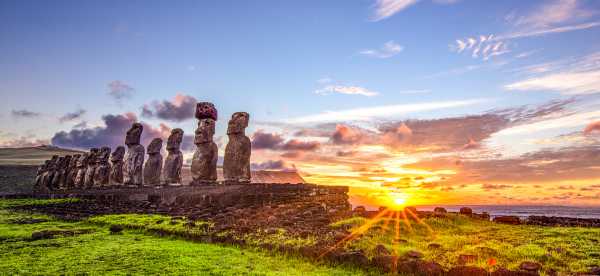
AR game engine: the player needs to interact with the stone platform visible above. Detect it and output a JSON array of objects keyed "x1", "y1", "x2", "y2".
[{"x1": 16, "y1": 183, "x2": 350, "y2": 212}]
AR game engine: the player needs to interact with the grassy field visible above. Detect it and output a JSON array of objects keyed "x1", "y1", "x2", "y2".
[
  {"x1": 0, "y1": 199, "x2": 368, "y2": 275},
  {"x1": 331, "y1": 212, "x2": 600, "y2": 274},
  {"x1": 2, "y1": 199, "x2": 599, "y2": 275}
]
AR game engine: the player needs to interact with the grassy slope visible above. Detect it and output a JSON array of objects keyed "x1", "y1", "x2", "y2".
[
  {"x1": 332, "y1": 214, "x2": 600, "y2": 274},
  {"x1": 0, "y1": 199, "x2": 367, "y2": 275},
  {"x1": 0, "y1": 145, "x2": 82, "y2": 165}
]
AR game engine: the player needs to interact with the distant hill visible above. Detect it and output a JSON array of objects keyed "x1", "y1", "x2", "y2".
[{"x1": 0, "y1": 145, "x2": 83, "y2": 166}]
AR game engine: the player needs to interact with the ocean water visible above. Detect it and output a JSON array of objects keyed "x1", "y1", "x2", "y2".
[{"x1": 415, "y1": 205, "x2": 600, "y2": 219}]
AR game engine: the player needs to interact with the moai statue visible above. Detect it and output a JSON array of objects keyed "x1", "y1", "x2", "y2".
[
  {"x1": 191, "y1": 102, "x2": 218, "y2": 185},
  {"x1": 124, "y1": 123, "x2": 145, "y2": 186},
  {"x1": 93, "y1": 146, "x2": 111, "y2": 187},
  {"x1": 74, "y1": 153, "x2": 90, "y2": 188},
  {"x1": 143, "y1": 138, "x2": 163, "y2": 186},
  {"x1": 163, "y1": 128, "x2": 184, "y2": 185},
  {"x1": 84, "y1": 148, "x2": 99, "y2": 188},
  {"x1": 109, "y1": 146, "x2": 125, "y2": 185},
  {"x1": 41, "y1": 155, "x2": 59, "y2": 191},
  {"x1": 53, "y1": 155, "x2": 71, "y2": 190},
  {"x1": 65, "y1": 154, "x2": 80, "y2": 189},
  {"x1": 223, "y1": 112, "x2": 251, "y2": 183},
  {"x1": 34, "y1": 160, "x2": 50, "y2": 193}
]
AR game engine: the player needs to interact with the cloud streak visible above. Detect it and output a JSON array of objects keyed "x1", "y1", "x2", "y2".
[
  {"x1": 314, "y1": 85, "x2": 379, "y2": 97},
  {"x1": 370, "y1": 0, "x2": 419, "y2": 21},
  {"x1": 286, "y1": 99, "x2": 487, "y2": 124},
  {"x1": 359, "y1": 41, "x2": 403, "y2": 58}
]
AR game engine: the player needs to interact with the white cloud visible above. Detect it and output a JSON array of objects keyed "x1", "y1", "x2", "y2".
[
  {"x1": 512, "y1": 0, "x2": 593, "y2": 28},
  {"x1": 496, "y1": 21, "x2": 600, "y2": 40},
  {"x1": 505, "y1": 70, "x2": 600, "y2": 95},
  {"x1": 370, "y1": 0, "x2": 420, "y2": 21},
  {"x1": 506, "y1": 51, "x2": 600, "y2": 95},
  {"x1": 452, "y1": 36, "x2": 509, "y2": 61},
  {"x1": 315, "y1": 85, "x2": 379, "y2": 97},
  {"x1": 286, "y1": 99, "x2": 487, "y2": 124},
  {"x1": 359, "y1": 41, "x2": 404, "y2": 58}
]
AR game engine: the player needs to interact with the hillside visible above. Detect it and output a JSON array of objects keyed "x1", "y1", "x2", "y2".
[{"x1": 0, "y1": 145, "x2": 83, "y2": 166}]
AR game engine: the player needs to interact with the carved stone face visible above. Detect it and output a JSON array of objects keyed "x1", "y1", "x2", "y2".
[
  {"x1": 195, "y1": 102, "x2": 218, "y2": 121},
  {"x1": 111, "y1": 146, "x2": 125, "y2": 161},
  {"x1": 167, "y1": 128, "x2": 184, "y2": 150},
  {"x1": 147, "y1": 138, "x2": 163, "y2": 154},
  {"x1": 227, "y1": 112, "x2": 249, "y2": 135},
  {"x1": 125, "y1": 123, "x2": 143, "y2": 145},
  {"x1": 77, "y1": 153, "x2": 89, "y2": 167},
  {"x1": 62, "y1": 155, "x2": 72, "y2": 168},
  {"x1": 98, "y1": 146, "x2": 111, "y2": 161},
  {"x1": 195, "y1": 118, "x2": 215, "y2": 144}
]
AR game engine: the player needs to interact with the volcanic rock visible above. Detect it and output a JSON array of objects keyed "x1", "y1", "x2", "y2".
[
  {"x1": 163, "y1": 128, "x2": 184, "y2": 185},
  {"x1": 223, "y1": 112, "x2": 251, "y2": 183},
  {"x1": 460, "y1": 207, "x2": 473, "y2": 216},
  {"x1": 110, "y1": 146, "x2": 125, "y2": 185},
  {"x1": 143, "y1": 138, "x2": 163, "y2": 186},
  {"x1": 124, "y1": 123, "x2": 144, "y2": 186},
  {"x1": 494, "y1": 216, "x2": 521, "y2": 225},
  {"x1": 191, "y1": 118, "x2": 218, "y2": 184}
]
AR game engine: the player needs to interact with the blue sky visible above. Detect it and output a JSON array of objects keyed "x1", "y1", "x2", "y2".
[{"x1": 2, "y1": 0, "x2": 600, "y2": 205}]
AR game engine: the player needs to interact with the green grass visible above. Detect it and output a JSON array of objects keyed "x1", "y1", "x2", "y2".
[
  {"x1": 331, "y1": 213, "x2": 600, "y2": 274},
  {"x1": 0, "y1": 199, "x2": 370, "y2": 275}
]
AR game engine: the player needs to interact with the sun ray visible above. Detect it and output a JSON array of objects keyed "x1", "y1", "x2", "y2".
[
  {"x1": 404, "y1": 207, "x2": 435, "y2": 236},
  {"x1": 401, "y1": 209, "x2": 413, "y2": 233},
  {"x1": 318, "y1": 208, "x2": 391, "y2": 259}
]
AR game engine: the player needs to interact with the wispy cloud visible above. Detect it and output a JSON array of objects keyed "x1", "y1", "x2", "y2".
[
  {"x1": 314, "y1": 85, "x2": 379, "y2": 97},
  {"x1": 452, "y1": 35, "x2": 510, "y2": 61},
  {"x1": 59, "y1": 109, "x2": 86, "y2": 123},
  {"x1": 370, "y1": 0, "x2": 419, "y2": 21},
  {"x1": 511, "y1": 0, "x2": 593, "y2": 28},
  {"x1": 11, "y1": 109, "x2": 40, "y2": 118},
  {"x1": 497, "y1": 21, "x2": 600, "y2": 40},
  {"x1": 505, "y1": 51, "x2": 600, "y2": 95},
  {"x1": 505, "y1": 70, "x2": 600, "y2": 95},
  {"x1": 359, "y1": 41, "x2": 404, "y2": 58},
  {"x1": 107, "y1": 80, "x2": 134, "y2": 102},
  {"x1": 286, "y1": 99, "x2": 487, "y2": 124}
]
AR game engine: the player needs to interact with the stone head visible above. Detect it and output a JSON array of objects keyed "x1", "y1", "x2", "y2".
[
  {"x1": 167, "y1": 128, "x2": 184, "y2": 151},
  {"x1": 48, "y1": 155, "x2": 59, "y2": 168},
  {"x1": 77, "y1": 153, "x2": 89, "y2": 167},
  {"x1": 56, "y1": 156, "x2": 66, "y2": 168},
  {"x1": 195, "y1": 102, "x2": 218, "y2": 121},
  {"x1": 227, "y1": 112, "x2": 249, "y2": 135},
  {"x1": 69, "y1": 154, "x2": 80, "y2": 168},
  {"x1": 63, "y1": 155, "x2": 72, "y2": 168},
  {"x1": 98, "y1": 146, "x2": 111, "y2": 161},
  {"x1": 147, "y1": 138, "x2": 163, "y2": 154},
  {"x1": 195, "y1": 118, "x2": 215, "y2": 144},
  {"x1": 43, "y1": 160, "x2": 51, "y2": 169},
  {"x1": 125, "y1": 123, "x2": 144, "y2": 146},
  {"x1": 111, "y1": 146, "x2": 125, "y2": 161},
  {"x1": 88, "y1": 148, "x2": 99, "y2": 163}
]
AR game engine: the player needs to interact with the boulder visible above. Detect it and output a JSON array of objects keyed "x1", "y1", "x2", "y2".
[
  {"x1": 448, "y1": 266, "x2": 487, "y2": 276},
  {"x1": 460, "y1": 207, "x2": 473, "y2": 216},
  {"x1": 494, "y1": 216, "x2": 521, "y2": 225},
  {"x1": 519, "y1": 261, "x2": 541, "y2": 272}
]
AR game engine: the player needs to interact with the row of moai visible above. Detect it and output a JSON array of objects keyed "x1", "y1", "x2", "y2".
[{"x1": 33, "y1": 102, "x2": 251, "y2": 192}]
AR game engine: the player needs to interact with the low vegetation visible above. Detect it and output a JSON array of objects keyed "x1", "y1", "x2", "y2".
[
  {"x1": 331, "y1": 213, "x2": 600, "y2": 274},
  {"x1": 0, "y1": 198, "x2": 368, "y2": 275}
]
